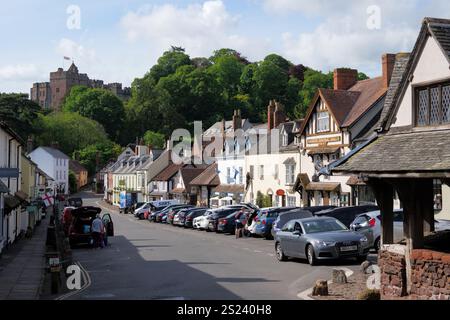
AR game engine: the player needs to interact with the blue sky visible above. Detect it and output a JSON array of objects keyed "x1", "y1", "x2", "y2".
[{"x1": 2, "y1": 0, "x2": 450, "y2": 93}]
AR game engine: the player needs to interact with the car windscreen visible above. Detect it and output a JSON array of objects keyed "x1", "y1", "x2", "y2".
[
  {"x1": 321, "y1": 208, "x2": 368, "y2": 227},
  {"x1": 278, "y1": 210, "x2": 313, "y2": 226},
  {"x1": 302, "y1": 219, "x2": 348, "y2": 234}
]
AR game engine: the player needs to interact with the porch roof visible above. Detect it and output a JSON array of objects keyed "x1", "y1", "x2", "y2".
[
  {"x1": 214, "y1": 184, "x2": 245, "y2": 194},
  {"x1": 305, "y1": 182, "x2": 341, "y2": 192},
  {"x1": 333, "y1": 130, "x2": 450, "y2": 177},
  {"x1": 307, "y1": 146, "x2": 341, "y2": 156},
  {"x1": 170, "y1": 188, "x2": 186, "y2": 194}
]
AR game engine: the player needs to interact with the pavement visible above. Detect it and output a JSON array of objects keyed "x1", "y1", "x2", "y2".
[
  {"x1": 61, "y1": 192, "x2": 377, "y2": 300},
  {"x1": 0, "y1": 213, "x2": 48, "y2": 300}
]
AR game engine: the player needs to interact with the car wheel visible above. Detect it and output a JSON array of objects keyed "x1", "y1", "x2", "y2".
[
  {"x1": 276, "y1": 242, "x2": 287, "y2": 261},
  {"x1": 374, "y1": 237, "x2": 381, "y2": 252},
  {"x1": 306, "y1": 244, "x2": 317, "y2": 266}
]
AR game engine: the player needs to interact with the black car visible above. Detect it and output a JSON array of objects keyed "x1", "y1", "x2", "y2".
[
  {"x1": 184, "y1": 208, "x2": 208, "y2": 228},
  {"x1": 217, "y1": 211, "x2": 245, "y2": 234},
  {"x1": 314, "y1": 205, "x2": 379, "y2": 228},
  {"x1": 208, "y1": 208, "x2": 242, "y2": 232}
]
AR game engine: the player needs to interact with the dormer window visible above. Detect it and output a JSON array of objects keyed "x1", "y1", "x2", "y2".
[
  {"x1": 317, "y1": 111, "x2": 330, "y2": 132},
  {"x1": 415, "y1": 82, "x2": 450, "y2": 126}
]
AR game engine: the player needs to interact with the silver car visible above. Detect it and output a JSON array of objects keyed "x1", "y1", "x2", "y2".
[
  {"x1": 275, "y1": 217, "x2": 370, "y2": 266},
  {"x1": 350, "y1": 209, "x2": 450, "y2": 251}
]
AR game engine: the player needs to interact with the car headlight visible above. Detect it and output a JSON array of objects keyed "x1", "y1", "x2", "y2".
[
  {"x1": 316, "y1": 240, "x2": 335, "y2": 247},
  {"x1": 359, "y1": 236, "x2": 368, "y2": 243}
]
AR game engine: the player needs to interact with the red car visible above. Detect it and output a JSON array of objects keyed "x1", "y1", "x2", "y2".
[{"x1": 68, "y1": 206, "x2": 114, "y2": 246}]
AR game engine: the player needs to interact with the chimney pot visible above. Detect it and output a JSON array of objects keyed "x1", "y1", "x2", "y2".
[
  {"x1": 232, "y1": 109, "x2": 242, "y2": 130},
  {"x1": 267, "y1": 100, "x2": 276, "y2": 131},
  {"x1": 333, "y1": 68, "x2": 358, "y2": 90}
]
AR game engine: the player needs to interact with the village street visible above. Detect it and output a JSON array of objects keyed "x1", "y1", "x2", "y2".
[{"x1": 61, "y1": 193, "x2": 376, "y2": 300}]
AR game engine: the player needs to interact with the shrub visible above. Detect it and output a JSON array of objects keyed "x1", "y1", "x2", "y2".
[{"x1": 357, "y1": 289, "x2": 381, "y2": 300}]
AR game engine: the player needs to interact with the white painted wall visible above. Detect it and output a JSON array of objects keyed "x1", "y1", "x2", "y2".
[
  {"x1": 393, "y1": 36, "x2": 450, "y2": 127},
  {"x1": 29, "y1": 148, "x2": 69, "y2": 194}
]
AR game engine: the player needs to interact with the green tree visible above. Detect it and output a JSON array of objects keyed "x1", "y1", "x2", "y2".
[
  {"x1": 69, "y1": 170, "x2": 78, "y2": 194},
  {"x1": 299, "y1": 69, "x2": 333, "y2": 116},
  {"x1": 148, "y1": 47, "x2": 191, "y2": 82},
  {"x1": 358, "y1": 72, "x2": 370, "y2": 81},
  {"x1": 74, "y1": 142, "x2": 122, "y2": 175},
  {"x1": 36, "y1": 112, "x2": 109, "y2": 156},
  {"x1": 62, "y1": 86, "x2": 125, "y2": 141},
  {"x1": 143, "y1": 130, "x2": 165, "y2": 149},
  {"x1": 0, "y1": 93, "x2": 42, "y2": 140}
]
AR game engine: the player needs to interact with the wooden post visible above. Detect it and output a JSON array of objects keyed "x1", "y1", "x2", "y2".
[
  {"x1": 420, "y1": 179, "x2": 435, "y2": 234},
  {"x1": 368, "y1": 178, "x2": 394, "y2": 245}
]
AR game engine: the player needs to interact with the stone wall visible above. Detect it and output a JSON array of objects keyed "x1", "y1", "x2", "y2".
[
  {"x1": 410, "y1": 249, "x2": 450, "y2": 300},
  {"x1": 379, "y1": 246, "x2": 407, "y2": 298}
]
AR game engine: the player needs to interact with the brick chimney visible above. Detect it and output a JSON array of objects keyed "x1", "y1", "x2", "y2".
[
  {"x1": 333, "y1": 68, "x2": 358, "y2": 90},
  {"x1": 382, "y1": 53, "x2": 396, "y2": 89},
  {"x1": 267, "y1": 100, "x2": 276, "y2": 131},
  {"x1": 273, "y1": 101, "x2": 287, "y2": 129},
  {"x1": 232, "y1": 109, "x2": 242, "y2": 130}
]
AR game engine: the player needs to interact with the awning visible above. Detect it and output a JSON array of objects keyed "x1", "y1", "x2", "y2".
[
  {"x1": 170, "y1": 188, "x2": 186, "y2": 194},
  {"x1": 346, "y1": 176, "x2": 366, "y2": 186},
  {"x1": 307, "y1": 146, "x2": 340, "y2": 155},
  {"x1": 4, "y1": 195, "x2": 21, "y2": 210},
  {"x1": 0, "y1": 180, "x2": 9, "y2": 193},
  {"x1": 305, "y1": 182, "x2": 341, "y2": 192},
  {"x1": 214, "y1": 184, "x2": 245, "y2": 194},
  {"x1": 15, "y1": 190, "x2": 29, "y2": 203}
]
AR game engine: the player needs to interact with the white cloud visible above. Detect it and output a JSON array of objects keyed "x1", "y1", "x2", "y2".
[
  {"x1": 273, "y1": 0, "x2": 450, "y2": 75},
  {"x1": 0, "y1": 63, "x2": 39, "y2": 80},
  {"x1": 120, "y1": 0, "x2": 269, "y2": 61},
  {"x1": 57, "y1": 38, "x2": 96, "y2": 62}
]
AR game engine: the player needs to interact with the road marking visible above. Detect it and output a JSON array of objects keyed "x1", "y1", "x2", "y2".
[
  {"x1": 296, "y1": 267, "x2": 354, "y2": 300},
  {"x1": 55, "y1": 261, "x2": 92, "y2": 300}
]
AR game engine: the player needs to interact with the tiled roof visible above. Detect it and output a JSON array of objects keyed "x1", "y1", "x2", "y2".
[
  {"x1": 427, "y1": 17, "x2": 450, "y2": 62},
  {"x1": 334, "y1": 130, "x2": 450, "y2": 174},
  {"x1": 190, "y1": 163, "x2": 220, "y2": 186},
  {"x1": 69, "y1": 160, "x2": 87, "y2": 173},
  {"x1": 153, "y1": 163, "x2": 181, "y2": 181},
  {"x1": 214, "y1": 184, "x2": 245, "y2": 194},
  {"x1": 319, "y1": 89, "x2": 361, "y2": 126},
  {"x1": 342, "y1": 77, "x2": 387, "y2": 127}
]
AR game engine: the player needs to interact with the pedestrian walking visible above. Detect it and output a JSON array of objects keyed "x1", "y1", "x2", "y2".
[
  {"x1": 91, "y1": 214, "x2": 104, "y2": 249},
  {"x1": 235, "y1": 210, "x2": 248, "y2": 239}
]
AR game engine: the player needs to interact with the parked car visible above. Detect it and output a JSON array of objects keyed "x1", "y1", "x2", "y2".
[
  {"x1": 68, "y1": 206, "x2": 114, "y2": 246},
  {"x1": 150, "y1": 204, "x2": 186, "y2": 222},
  {"x1": 193, "y1": 209, "x2": 216, "y2": 229},
  {"x1": 271, "y1": 208, "x2": 318, "y2": 239},
  {"x1": 167, "y1": 205, "x2": 194, "y2": 225},
  {"x1": 135, "y1": 200, "x2": 179, "y2": 219},
  {"x1": 184, "y1": 208, "x2": 208, "y2": 228},
  {"x1": 275, "y1": 216, "x2": 370, "y2": 265},
  {"x1": 217, "y1": 210, "x2": 246, "y2": 234},
  {"x1": 252, "y1": 207, "x2": 299, "y2": 239},
  {"x1": 315, "y1": 205, "x2": 379, "y2": 228},
  {"x1": 350, "y1": 209, "x2": 450, "y2": 251},
  {"x1": 208, "y1": 208, "x2": 243, "y2": 232}
]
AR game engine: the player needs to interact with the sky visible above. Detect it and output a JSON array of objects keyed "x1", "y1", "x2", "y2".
[{"x1": 1, "y1": 0, "x2": 450, "y2": 93}]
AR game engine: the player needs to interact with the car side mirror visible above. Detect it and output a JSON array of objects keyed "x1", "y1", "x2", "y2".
[{"x1": 293, "y1": 230, "x2": 302, "y2": 236}]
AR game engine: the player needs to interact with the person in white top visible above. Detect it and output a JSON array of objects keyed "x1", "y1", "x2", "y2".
[{"x1": 91, "y1": 214, "x2": 104, "y2": 249}]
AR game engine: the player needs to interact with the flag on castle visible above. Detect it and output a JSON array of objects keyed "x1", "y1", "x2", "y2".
[{"x1": 42, "y1": 192, "x2": 55, "y2": 207}]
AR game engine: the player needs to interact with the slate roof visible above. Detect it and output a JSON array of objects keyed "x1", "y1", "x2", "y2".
[
  {"x1": 180, "y1": 167, "x2": 209, "y2": 190},
  {"x1": 319, "y1": 89, "x2": 361, "y2": 126},
  {"x1": 333, "y1": 130, "x2": 450, "y2": 174},
  {"x1": 39, "y1": 147, "x2": 70, "y2": 159},
  {"x1": 153, "y1": 163, "x2": 181, "y2": 181},
  {"x1": 427, "y1": 17, "x2": 450, "y2": 63}
]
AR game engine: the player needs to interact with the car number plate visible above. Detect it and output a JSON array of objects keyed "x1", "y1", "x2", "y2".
[{"x1": 340, "y1": 245, "x2": 357, "y2": 252}]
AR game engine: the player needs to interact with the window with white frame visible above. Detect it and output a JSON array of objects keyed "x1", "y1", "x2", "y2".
[
  {"x1": 258, "y1": 165, "x2": 264, "y2": 180},
  {"x1": 317, "y1": 111, "x2": 330, "y2": 132},
  {"x1": 285, "y1": 164, "x2": 295, "y2": 185},
  {"x1": 227, "y1": 167, "x2": 231, "y2": 183},
  {"x1": 287, "y1": 196, "x2": 296, "y2": 207},
  {"x1": 249, "y1": 165, "x2": 254, "y2": 179},
  {"x1": 239, "y1": 167, "x2": 243, "y2": 184}
]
